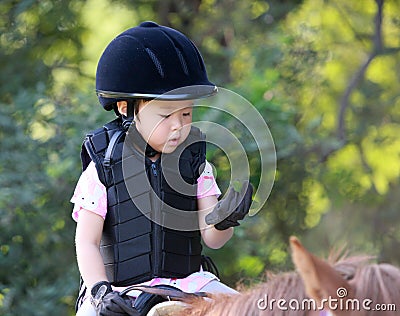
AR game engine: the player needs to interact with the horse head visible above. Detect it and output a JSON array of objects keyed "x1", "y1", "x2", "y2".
[
  {"x1": 291, "y1": 236, "x2": 400, "y2": 316},
  {"x1": 146, "y1": 236, "x2": 400, "y2": 315}
]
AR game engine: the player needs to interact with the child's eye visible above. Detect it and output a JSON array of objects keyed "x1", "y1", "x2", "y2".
[
  {"x1": 160, "y1": 114, "x2": 171, "y2": 119},
  {"x1": 183, "y1": 112, "x2": 191, "y2": 117}
]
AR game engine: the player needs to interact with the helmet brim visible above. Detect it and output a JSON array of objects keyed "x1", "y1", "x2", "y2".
[{"x1": 97, "y1": 85, "x2": 218, "y2": 102}]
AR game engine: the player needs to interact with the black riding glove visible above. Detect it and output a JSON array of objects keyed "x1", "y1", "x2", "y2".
[
  {"x1": 205, "y1": 180, "x2": 253, "y2": 230},
  {"x1": 91, "y1": 281, "x2": 139, "y2": 316}
]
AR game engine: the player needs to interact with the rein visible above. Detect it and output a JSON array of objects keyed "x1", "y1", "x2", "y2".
[{"x1": 119, "y1": 284, "x2": 209, "y2": 301}]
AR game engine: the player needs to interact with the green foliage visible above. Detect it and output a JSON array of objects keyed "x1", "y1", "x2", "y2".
[{"x1": 1, "y1": 0, "x2": 400, "y2": 314}]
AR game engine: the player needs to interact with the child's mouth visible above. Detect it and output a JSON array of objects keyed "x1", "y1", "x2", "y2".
[{"x1": 167, "y1": 137, "x2": 180, "y2": 146}]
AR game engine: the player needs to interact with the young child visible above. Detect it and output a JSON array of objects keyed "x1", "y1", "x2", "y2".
[{"x1": 71, "y1": 21, "x2": 253, "y2": 316}]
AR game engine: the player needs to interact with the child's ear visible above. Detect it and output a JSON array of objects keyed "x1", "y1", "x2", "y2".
[
  {"x1": 116, "y1": 101, "x2": 128, "y2": 116},
  {"x1": 290, "y1": 236, "x2": 354, "y2": 316}
]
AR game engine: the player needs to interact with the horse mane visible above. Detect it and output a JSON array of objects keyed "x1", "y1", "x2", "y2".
[
  {"x1": 179, "y1": 270, "x2": 308, "y2": 315},
  {"x1": 330, "y1": 252, "x2": 400, "y2": 315},
  {"x1": 349, "y1": 262, "x2": 400, "y2": 315},
  {"x1": 176, "y1": 253, "x2": 400, "y2": 316}
]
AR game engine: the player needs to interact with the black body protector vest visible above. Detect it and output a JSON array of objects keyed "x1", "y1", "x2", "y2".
[{"x1": 81, "y1": 118, "x2": 205, "y2": 286}]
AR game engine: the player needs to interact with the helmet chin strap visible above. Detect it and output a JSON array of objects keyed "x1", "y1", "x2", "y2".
[
  {"x1": 144, "y1": 144, "x2": 159, "y2": 158},
  {"x1": 121, "y1": 101, "x2": 134, "y2": 130},
  {"x1": 123, "y1": 102, "x2": 159, "y2": 158}
]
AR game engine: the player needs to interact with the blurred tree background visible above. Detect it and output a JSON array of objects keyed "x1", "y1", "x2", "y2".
[{"x1": 1, "y1": 0, "x2": 399, "y2": 314}]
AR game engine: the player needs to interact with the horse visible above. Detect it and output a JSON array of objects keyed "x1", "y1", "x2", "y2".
[{"x1": 144, "y1": 236, "x2": 400, "y2": 316}]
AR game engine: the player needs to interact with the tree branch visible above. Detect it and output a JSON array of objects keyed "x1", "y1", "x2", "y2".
[{"x1": 337, "y1": 0, "x2": 384, "y2": 141}]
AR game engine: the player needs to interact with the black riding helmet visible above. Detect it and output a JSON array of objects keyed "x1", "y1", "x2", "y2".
[{"x1": 96, "y1": 21, "x2": 217, "y2": 111}]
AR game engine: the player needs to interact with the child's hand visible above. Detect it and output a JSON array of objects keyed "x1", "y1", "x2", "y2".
[
  {"x1": 205, "y1": 180, "x2": 253, "y2": 230},
  {"x1": 91, "y1": 281, "x2": 138, "y2": 315}
]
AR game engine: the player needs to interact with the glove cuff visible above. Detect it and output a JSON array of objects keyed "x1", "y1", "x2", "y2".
[
  {"x1": 214, "y1": 219, "x2": 239, "y2": 231},
  {"x1": 90, "y1": 281, "x2": 112, "y2": 308}
]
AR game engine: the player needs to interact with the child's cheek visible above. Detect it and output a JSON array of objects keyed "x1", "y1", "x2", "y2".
[{"x1": 181, "y1": 124, "x2": 191, "y2": 140}]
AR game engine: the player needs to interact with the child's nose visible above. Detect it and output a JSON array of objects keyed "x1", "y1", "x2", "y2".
[{"x1": 170, "y1": 114, "x2": 184, "y2": 130}]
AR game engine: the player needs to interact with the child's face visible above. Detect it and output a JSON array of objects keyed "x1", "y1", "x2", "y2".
[{"x1": 134, "y1": 99, "x2": 194, "y2": 154}]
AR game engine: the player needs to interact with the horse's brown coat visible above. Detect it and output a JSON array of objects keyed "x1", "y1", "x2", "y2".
[{"x1": 167, "y1": 236, "x2": 400, "y2": 316}]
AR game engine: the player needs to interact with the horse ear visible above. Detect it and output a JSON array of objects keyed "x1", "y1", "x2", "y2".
[{"x1": 290, "y1": 236, "x2": 354, "y2": 315}]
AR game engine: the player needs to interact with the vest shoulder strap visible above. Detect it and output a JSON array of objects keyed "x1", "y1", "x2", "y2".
[{"x1": 80, "y1": 118, "x2": 124, "y2": 185}]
